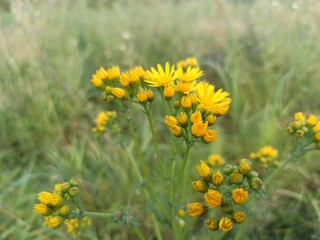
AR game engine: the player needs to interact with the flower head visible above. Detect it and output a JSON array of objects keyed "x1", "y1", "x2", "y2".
[
  {"x1": 232, "y1": 188, "x2": 248, "y2": 204},
  {"x1": 205, "y1": 218, "x2": 219, "y2": 231},
  {"x1": 38, "y1": 192, "x2": 62, "y2": 207},
  {"x1": 204, "y1": 189, "x2": 222, "y2": 208},
  {"x1": 33, "y1": 203, "x2": 50, "y2": 215},
  {"x1": 178, "y1": 66, "x2": 203, "y2": 82},
  {"x1": 219, "y1": 217, "x2": 233, "y2": 232},
  {"x1": 145, "y1": 62, "x2": 180, "y2": 87},
  {"x1": 187, "y1": 202, "x2": 205, "y2": 217},
  {"x1": 196, "y1": 160, "x2": 212, "y2": 180},
  {"x1": 233, "y1": 211, "x2": 246, "y2": 224}
]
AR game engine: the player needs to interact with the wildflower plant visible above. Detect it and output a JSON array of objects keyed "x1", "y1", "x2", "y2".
[{"x1": 34, "y1": 55, "x2": 320, "y2": 239}]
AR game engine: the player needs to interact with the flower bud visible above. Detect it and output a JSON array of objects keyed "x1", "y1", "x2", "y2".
[
  {"x1": 204, "y1": 189, "x2": 222, "y2": 208},
  {"x1": 233, "y1": 211, "x2": 246, "y2": 224},
  {"x1": 230, "y1": 172, "x2": 243, "y2": 184},
  {"x1": 296, "y1": 130, "x2": 304, "y2": 137},
  {"x1": 146, "y1": 89, "x2": 154, "y2": 102},
  {"x1": 232, "y1": 188, "x2": 249, "y2": 204},
  {"x1": 248, "y1": 171, "x2": 259, "y2": 179},
  {"x1": 69, "y1": 187, "x2": 79, "y2": 196},
  {"x1": 192, "y1": 180, "x2": 208, "y2": 193},
  {"x1": 206, "y1": 114, "x2": 216, "y2": 126},
  {"x1": 239, "y1": 158, "x2": 252, "y2": 174},
  {"x1": 196, "y1": 160, "x2": 212, "y2": 182},
  {"x1": 219, "y1": 217, "x2": 233, "y2": 232},
  {"x1": 187, "y1": 202, "x2": 205, "y2": 217},
  {"x1": 178, "y1": 112, "x2": 188, "y2": 127},
  {"x1": 164, "y1": 85, "x2": 175, "y2": 100},
  {"x1": 205, "y1": 218, "x2": 219, "y2": 231},
  {"x1": 212, "y1": 171, "x2": 223, "y2": 186},
  {"x1": 59, "y1": 205, "x2": 70, "y2": 216},
  {"x1": 178, "y1": 209, "x2": 185, "y2": 217},
  {"x1": 249, "y1": 177, "x2": 263, "y2": 190},
  {"x1": 222, "y1": 164, "x2": 234, "y2": 175}
]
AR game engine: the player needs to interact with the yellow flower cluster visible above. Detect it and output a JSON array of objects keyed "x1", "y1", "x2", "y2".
[
  {"x1": 92, "y1": 111, "x2": 117, "y2": 133},
  {"x1": 33, "y1": 178, "x2": 80, "y2": 228},
  {"x1": 187, "y1": 157, "x2": 262, "y2": 232},
  {"x1": 287, "y1": 112, "x2": 320, "y2": 149},
  {"x1": 91, "y1": 58, "x2": 230, "y2": 144},
  {"x1": 249, "y1": 145, "x2": 279, "y2": 168}
]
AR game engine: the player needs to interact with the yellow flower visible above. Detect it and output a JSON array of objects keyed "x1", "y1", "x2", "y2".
[
  {"x1": 188, "y1": 93, "x2": 197, "y2": 103},
  {"x1": 106, "y1": 66, "x2": 120, "y2": 80},
  {"x1": 175, "y1": 80, "x2": 197, "y2": 94},
  {"x1": 94, "y1": 67, "x2": 108, "y2": 80},
  {"x1": 145, "y1": 62, "x2": 181, "y2": 87},
  {"x1": 136, "y1": 88, "x2": 148, "y2": 104},
  {"x1": 146, "y1": 89, "x2": 154, "y2": 102},
  {"x1": 294, "y1": 112, "x2": 305, "y2": 121},
  {"x1": 38, "y1": 192, "x2": 62, "y2": 207},
  {"x1": 91, "y1": 76, "x2": 103, "y2": 87},
  {"x1": 205, "y1": 218, "x2": 219, "y2": 231},
  {"x1": 44, "y1": 216, "x2": 62, "y2": 228},
  {"x1": 164, "y1": 116, "x2": 178, "y2": 128},
  {"x1": 178, "y1": 209, "x2": 186, "y2": 217},
  {"x1": 206, "y1": 114, "x2": 216, "y2": 126},
  {"x1": 307, "y1": 114, "x2": 318, "y2": 126},
  {"x1": 191, "y1": 121, "x2": 208, "y2": 137},
  {"x1": 178, "y1": 112, "x2": 188, "y2": 127},
  {"x1": 204, "y1": 189, "x2": 222, "y2": 207},
  {"x1": 190, "y1": 110, "x2": 202, "y2": 123},
  {"x1": 212, "y1": 171, "x2": 223, "y2": 185},
  {"x1": 259, "y1": 145, "x2": 278, "y2": 158},
  {"x1": 192, "y1": 180, "x2": 208, "y2": 192},
  {"x1": 178, "y1": 66, "x2": 203, "y2": 82},
  {"x1": 208, "y1": 154, "x2": 224, "y2": 167},
  {"x1": 110, "y1": 87, "x2": 126, "y2": 99},
  {"x1": 239, "y1": 158, "x2": 252, "y2": 174},
  {"x1": 163, "y1": 85, "x2": 175, "y2": 99},
  {"x1": 33, "y1": 203, "x2": 50, "y2": 215},
  {"x1": 187, "y1": 202, "x2": 205, "y2": 217},
  {"x1": 219, "y1": 217, "x2": 233, "y2": 232},
  {"x1": 232, "y1": 188, "x2": 248, "y2": 204},
  {"x1": 181, "y1": 96, "x2": 192, "y2": 109},
  {"x1": 196, "y1": 82, "x2": 230, "y2": 115},
  {"x1": 196, "y1": 160, "x2": 212, "y2": 180},
  {"x1": 313, "y1": 122, "x2": 320, "y2": 132},
  {"x1": 233, "y1": 211, "x2": 246, "y2": 224},
  {"x1": 176, "y1": 57, "x2": 199, "y2": 68},
  {"x1": 169, "y1": 125, "x2": 182, "y2": 137},
  {"x1": 120, "y1": 66, "x2": 144, "y2": 86},
  {"x1": 203, "y1": 130, "x2": 217, "y2": 143}
]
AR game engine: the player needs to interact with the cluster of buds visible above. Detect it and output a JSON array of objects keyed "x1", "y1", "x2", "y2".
[
  {"x1": 164, "y1": 110, "x2": 218, "y2": 144},
  {"x1": 33, "y1": 178, "x2": 82, "y2": 228},
  {"x1": 92, "y1": 111, "x2": 118, "y2": 133},
  {"x1": 287, "y1": 112, "x2": 320, "y2": 148},
  {"x1": 187, "y1": 158, "x2": 262, "y2": 232},
  {"x1": 249, "y1": 145, "x2": 279, "y2": 168}
]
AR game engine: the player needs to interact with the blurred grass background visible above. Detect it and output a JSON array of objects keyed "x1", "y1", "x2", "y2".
[{"x1": 0, "y1": 0, "x2": 319, "y2": 239}]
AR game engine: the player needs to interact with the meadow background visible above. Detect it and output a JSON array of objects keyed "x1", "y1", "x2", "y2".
[{"x1": 0, "y1": 0, "x2": 320, "y2": 239}]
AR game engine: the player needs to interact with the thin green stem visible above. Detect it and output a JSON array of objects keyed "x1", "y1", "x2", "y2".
[
  {"x1": 145, "y1": 109, "x2": 165, "y2": 177},
  {"x1": 83, "y1": 211, "x2": 114, "y2": 218}
]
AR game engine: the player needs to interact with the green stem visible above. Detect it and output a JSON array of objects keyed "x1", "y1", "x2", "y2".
[
  {"x1": 145, "y1": 109, "x2": 165, "y2": 177},
  {"x1": 115, "y1": 100, "x2": 164, "y2": 240},
  {"x1": 83, "y1": 211, "x2": 114, "y2": 218}
]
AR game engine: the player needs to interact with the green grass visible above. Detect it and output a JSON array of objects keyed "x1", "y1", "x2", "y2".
[{"x1": 1, "y1": 0, "x2": 320, "y2": 239}]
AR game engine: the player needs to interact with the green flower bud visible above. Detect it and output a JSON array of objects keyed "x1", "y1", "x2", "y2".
[
  {"x1": 230, "y1": 172, "x2": 243, "y2": 184},
  {"x1": 248, "y1": 171, "x2": 259, "y2": 179},
  {"x1": 249, "y1": 177, "x2": 263, "y2": 190},
  {"x1": 70, "y1": 178, "x2": 79, "y2": 187},
  {"x1": 241, "y1": 181, "x2": 250, "y2": 191},
  {"x1": 69, "y1": 187, "x2": 79, "y2": 196},
  {"x1": 223, "y1": 164, "x2": 234, "y2": 175}
]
